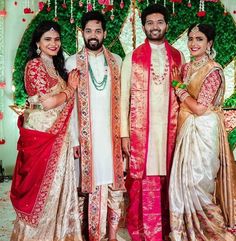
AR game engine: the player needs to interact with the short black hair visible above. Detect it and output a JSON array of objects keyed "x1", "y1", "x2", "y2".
[
  {"x1": 81, "y1": 11, "x2": 106, "y2": 31},
  {"x1": 188, "y1": 23, "x2": 216, "y2": 43},
  {"x1": 141, "y1": 4, "x2": 169, "y2": 26}
]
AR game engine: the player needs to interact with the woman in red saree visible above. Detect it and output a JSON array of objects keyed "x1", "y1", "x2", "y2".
[
  {"x1": 10, "y1": 21, "x2": 82, "y2": 241},
  {"x1": 169, "y1": 23, "x2": 236, "y2": 240}
]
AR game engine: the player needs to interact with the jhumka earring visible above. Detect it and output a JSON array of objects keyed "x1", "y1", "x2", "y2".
[
  {"x1": 206, "y1": 47, "x2": 211, "y2": 56},
  {"x1": 36, "y1": 46, "x2": 41, "y2": 55}
]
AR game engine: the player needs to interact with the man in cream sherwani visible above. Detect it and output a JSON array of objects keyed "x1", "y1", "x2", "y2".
[
  {"x1": 121, "y1": 4, "x2": 185, "y2": 241},
  {"x1": 66, "y1": 11, "x2": 125, "y2": 241}
]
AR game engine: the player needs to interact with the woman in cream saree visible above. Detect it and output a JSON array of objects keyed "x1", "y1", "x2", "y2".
[{"x1": 169, "y1": 24, "x2": 236, "y2": 241}]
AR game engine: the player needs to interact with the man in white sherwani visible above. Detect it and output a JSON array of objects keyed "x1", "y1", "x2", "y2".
[{"x1": 66, "y1": 11, "x2": 125, "y2": 241}]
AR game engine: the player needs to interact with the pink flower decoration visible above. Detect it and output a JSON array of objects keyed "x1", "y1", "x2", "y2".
[
  {"x1": 62, "y1": 3, "x2": 67, "y2": 9},
  {"x1": 87, "y1": 3, "x2": 93, "y2": 12},
  {"x1": 0, "y1": 82, "x2": 6, "y2": 88},
  {"x1": 98, "y1": 0, "x2": 110, "y2": 5},
  {"x1": 0, "y1": 10, "x2": 7, "y2": 16},
  {"x1": 38, "y1": 2, "x2": 45, "y2": 11},
  {"x1": 197, "y1": 11, "x2": 206, "y2": 17},
  {"x1": 0, "y1": 139, "x2": 5, "y2": 145}
]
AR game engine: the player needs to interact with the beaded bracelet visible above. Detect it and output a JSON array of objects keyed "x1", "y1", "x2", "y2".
[{"x1": 172, "y1": 80, "x2": 187, "y2": 90}]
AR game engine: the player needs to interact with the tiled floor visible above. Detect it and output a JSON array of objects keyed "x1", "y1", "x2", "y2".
[
  {"x1": 0, "y1": 180, "x2": 15, "y2": 241},
  {"x1": 0, "y1": 180, "x2": 131, "y2": 241}
]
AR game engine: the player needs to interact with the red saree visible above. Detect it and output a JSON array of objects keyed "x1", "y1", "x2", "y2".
[{"x1": 10, "y1": 97, "x2": 74, "y2": 227}]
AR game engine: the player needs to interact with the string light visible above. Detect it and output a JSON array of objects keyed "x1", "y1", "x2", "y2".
[
  {"x1": 70, "y1": 0, "x2": 74, "y2": 23},
  {"x1": 172, "y1": 2, "x2": 175, "y2": 15},
  {"x1": 54, "y1": 0, "x2": 58, "y2": 21},
  {"x1": 197, "y1": 0, "x2": 206, "y2": 17},
  {"x1": 47, "y1": 0, "x2": 51, "y2": 11},
  {"x1": 188, "y1": 0, "x2": 192, "y2": 8},
  {"x1": 0, "y1": 0, "x2": 5, "y2": 144},
  {"x1": 163, "y1": 0, "x2": 166, "y2": 7},
  {"x1": 93, "y1": 0, "x2": 95, "y2": 10},
  {"x1": 110, "y1": 0, "x2": 114, "y2": 20}
]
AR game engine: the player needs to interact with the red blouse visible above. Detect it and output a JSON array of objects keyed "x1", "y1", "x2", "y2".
[{"x1": 24, "y1": 58, "x2": 58, "y2": 96}]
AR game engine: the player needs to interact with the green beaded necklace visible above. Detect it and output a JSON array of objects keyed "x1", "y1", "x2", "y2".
[{"x1": 88, "y1": 57, "x2": 108, "y2": 91}]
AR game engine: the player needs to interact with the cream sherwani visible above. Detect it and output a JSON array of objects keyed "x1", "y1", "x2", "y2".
[
  {"x1": 66, "y1": 50, "x2": 122, "y2": 186},
  {"x1": 121, "y1": 42, "x2": 170, "y2": 175},
  {"x1": 66, "y1": 49, "x2": 124, "y2": 241}
]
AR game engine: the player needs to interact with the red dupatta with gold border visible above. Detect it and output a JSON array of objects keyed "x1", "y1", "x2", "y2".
[
  {"x1": 129, "y1": 39, "x2": 181, "y2": 179},
  {"x1": 76, "y1": 47, "x2": 124, "y2": 193},
  {"x1": 10, "y1": 97, "x2": 74, "y2": 227}
]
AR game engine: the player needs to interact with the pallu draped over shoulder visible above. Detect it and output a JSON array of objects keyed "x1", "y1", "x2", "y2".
[
  {"x1": 169, "y1": 59, "x2": 236, "y2": 241},
  {"x1": 10, "y1": 58, "x2": 82, "y2": 241}
]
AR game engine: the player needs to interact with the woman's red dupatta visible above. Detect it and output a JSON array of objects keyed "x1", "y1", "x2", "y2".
[{"x1": 10, "y1": 97, "x2": 74, "y2": 227}]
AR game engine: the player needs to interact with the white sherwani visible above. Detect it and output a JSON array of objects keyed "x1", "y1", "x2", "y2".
[{"x1": 66, "y1": 50, "x2": 122, "y2": 186}]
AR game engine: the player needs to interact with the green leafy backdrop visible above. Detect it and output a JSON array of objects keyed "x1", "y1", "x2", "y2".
[{"x1": 13, "y1": 0, "x2": 236, "y2": 148}]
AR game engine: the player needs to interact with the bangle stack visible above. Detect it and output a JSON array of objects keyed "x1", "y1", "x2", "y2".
[
  {"x1": 172, "y1": 80, "x2": 190, "y2": 102},
  {"x1": 175, "y1": 88, "x2": 190, "y2": 102},
  {"x1": 61, "y1": 86, "x2": 74, "y2": 102},
  {"x1": 172, "y1": 80, "x2": 187, "y2": 90}
]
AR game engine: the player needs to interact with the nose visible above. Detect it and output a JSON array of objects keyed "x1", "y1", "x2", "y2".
[
  {"x1": 152, "y1": 22, "x2": 160, "y2": 29},
  {"x1": 50, "y1": 38, "x2": 59, "y2": 46}
]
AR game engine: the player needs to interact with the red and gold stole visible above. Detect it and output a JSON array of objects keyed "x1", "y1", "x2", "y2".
[
  {"x1": 129, "y1": 39, "x2": 181, "y2": 179},
  {"x1": 10, "y1": 96, "x2": 74, "y2": 227},
  {"x1": 76, "y1": 47, "x2": 124, "y2": 193}
]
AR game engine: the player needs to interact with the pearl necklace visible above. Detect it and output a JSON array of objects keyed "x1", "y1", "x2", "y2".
[{"x1": 89, "y1": 57, "x2": 108, "y2": 91}]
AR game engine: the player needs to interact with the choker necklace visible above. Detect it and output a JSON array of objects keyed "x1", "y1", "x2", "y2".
[
  {"x1": 89, "y1": 57, "x2": 108, "y2": 91},
  {"x1": 185, "y1": 55, "x2": 209, "y2": 84},
  {"x1": 191, "y1": 55, "x2": 209, "y2": 72},
  {"x1": 40, "y1": 53, "x2": 58, "y2": 78}
]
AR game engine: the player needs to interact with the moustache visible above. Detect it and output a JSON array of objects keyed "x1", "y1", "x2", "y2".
[
  {"x1": 150, "y1": 29, "x2": 161, "y2": 32},
  {"x1": 88, "y1": 38, "x2": 99, "y2": 42}
]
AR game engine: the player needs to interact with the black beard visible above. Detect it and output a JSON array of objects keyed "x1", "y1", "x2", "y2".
[
  {"x1": 84, "y1": 38, "x2": 104, "y2": 51},
  {"x1": 145, "y1": 29, "x2": 166, "y2": 42}
]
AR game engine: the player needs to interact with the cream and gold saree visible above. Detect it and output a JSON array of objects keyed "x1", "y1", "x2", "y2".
[{"x1": 169, "y1": 60, "x2": 236, "y2": 241}]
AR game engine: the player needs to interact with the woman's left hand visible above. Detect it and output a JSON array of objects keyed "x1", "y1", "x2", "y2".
[
  {"x1": 172, "y1": 66, "x2": 182, "y2": 83},
  {"x1": 68, "y1": 69, "x2": 80, "y2": 90}
]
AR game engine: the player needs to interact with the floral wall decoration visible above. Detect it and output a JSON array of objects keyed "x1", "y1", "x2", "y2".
[
  {"x1": 0, "y1": 0, "x2": 6, "y2": 144},
  {"x1": 12, "y1": 0, "x2": 236, "y2": 149}
]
